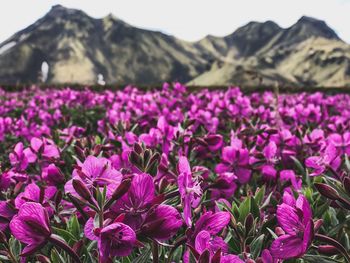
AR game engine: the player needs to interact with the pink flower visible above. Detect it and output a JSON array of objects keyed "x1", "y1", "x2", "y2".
[
  {"x1": 261, "y1": 141, "x2": 279, "y2": 180},
  {"x1": 65, "y1": 156, "x2": 122, "y2": 198},
  {"x1": 112, "y1": 173, "x2": 155, "y2": 229},
  {"x1": 305, "y1": 143, "x2": 341, "y2": 176},
  {"x1": 99, "y1": 223, "x2": 136, "y2": 260},
  {"x1": 42, "y1": 164, "x2": 65, "y2": 185},
  {"x1": 15, "y1": 183, "x2": 57, "y2": 216},
  {"x1": 215, "y1": 141, "x2": 251, "y2": 184},
  {"x1": 84, "y1": 219, "x2": 136, "y2": 261},
  {"x1": 141, "y1": 204, "x2": 183, "y2": 240},
  {"x1": 177, "y1": 156, "x2": 202, "y2": 226},
  {"x1": 328, "y1": 132, "x2": 350, "y2": 155},
  {"x1": 9, "y1": 142, "x2": 28, "y2": 171},
  {"x1": 270, "y1": 192, "x2": 314, "y2": 259},
  {"x1": 280, "y1": 170, "x2": 301, "y2": 190},
  {"x1": 10, "y1": 202, "x2": 51, "y2": 256},
  {"x1": 24, "y1": 137, "x2": 60, "y2": 162}
]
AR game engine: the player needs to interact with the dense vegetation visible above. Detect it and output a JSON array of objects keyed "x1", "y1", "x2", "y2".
[{"x1": 0, "y1": 83, "x2": 350, "y2": 262}]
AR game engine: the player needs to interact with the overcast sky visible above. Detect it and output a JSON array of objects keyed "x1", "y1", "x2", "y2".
[{"x1": 1, "y1": 0, "x2": 349, "y2": 43}]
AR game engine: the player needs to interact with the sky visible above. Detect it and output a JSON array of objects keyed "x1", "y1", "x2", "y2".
[{"x1": 0, "y1": 0, "x2": 350, "y2": 43}]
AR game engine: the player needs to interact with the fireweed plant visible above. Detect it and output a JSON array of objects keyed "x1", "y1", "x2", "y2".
[{"x1": 0, "y1": 84, "x2": 350, "y2": 262}]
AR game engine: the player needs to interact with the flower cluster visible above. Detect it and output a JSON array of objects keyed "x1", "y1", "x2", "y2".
[{"x1": 0, "y1": 83, "x2": 350, "y2": 262}]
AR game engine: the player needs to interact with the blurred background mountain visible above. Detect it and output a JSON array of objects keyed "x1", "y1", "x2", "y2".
[{"x1": 0, "y1": 5, "x2": 349, "y2": 87}]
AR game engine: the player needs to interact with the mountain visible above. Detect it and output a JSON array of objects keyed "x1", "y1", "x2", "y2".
[
  {"x1": 0, "y1": 5, "x2": 210, "y2": 85},
  {"x1": 0, "y1": 5, "x2": 349, "y2": 87},
  {"x1": 190, "y1": 16, "x2": 350, "y2": 87}
]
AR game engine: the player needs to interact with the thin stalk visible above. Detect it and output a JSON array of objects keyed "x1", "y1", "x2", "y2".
[{"x1": 152, "y1": 240, "x2": 159, "y2": 263}]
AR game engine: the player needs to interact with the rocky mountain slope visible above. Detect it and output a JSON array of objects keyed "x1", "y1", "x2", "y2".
[{"x1": 0, "y1": 5, "x2": 349, "y2": 87}]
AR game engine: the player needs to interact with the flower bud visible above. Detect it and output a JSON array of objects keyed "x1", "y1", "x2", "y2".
[
  {"x1": 314, "y1": 219, "x2": 323, "y2": 231},
  {"x1": 111, "y1": 179, "x2": 131, "y2": 200},
  {"x1": 318, "y1": 245, "x2": 339, "y2": 255},
  {"x1": 74, "y1": 145, "x2": 85, "y2": 160},
  {"x1": 72, "y1": 179, "x2": 92, "y2": 201},
  {"x1": 93, "y1": 144, "x2": 102, "y2": 156},
  {"x1": 104, "y1": 179, "x2": 132, "y2": 209},
  {"x1": 314, "y1": 183, "x2": 340, "y2": 200}
]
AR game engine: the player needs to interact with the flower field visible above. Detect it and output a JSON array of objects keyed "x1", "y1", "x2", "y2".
[{"x1": 1, "y1": 83, "x2": 350, "y2": 262}]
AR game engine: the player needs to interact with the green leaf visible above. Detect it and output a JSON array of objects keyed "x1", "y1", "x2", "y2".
[
  {"x1": 261, "y1": 191, "x2": 273, "y2": 209},
  {"x1": 266, "y1": 227, "x2": 278, "y2": 239},
  {"x1": 254, "y1": 186, "x2": 266, "y2": 205},
  {"x1": 51, "y1": 247, "x2": 66, "y2": 263},
  {"x1": 345, "y1": 154, "x2": 350, "y2": 172},
  {"x1": 290, "y1": 156, "x2": 306, "y2": 176},
  {"x1": 95, "y1": 135, "x2": 101, "y2": 145},
  {"x1": 250, "y1": 234, "x2": 265, "y2": 258},
  {"x1": 231, "y1": 202, "x2": 240, "y2": 219},
  {"x1": 52, "y1": 226, "x2": 77, "y2": 243},
  {"x1": 131, "y1": 247, "x2": 152, "y2": 263},
  {"x1": 67, "y1": 214, "x2": 81, "y2": 240},
  {"x1": 302, "y1": 254, "x2": 342, "y2": 263},
  {"x1": 250, "y1": 197, "x2": 260, "y2": 218},
  {"x1": 238, "y1": 197, "x2": 250, "y2": 223},
  {"x1": 9, "y1": 236, "x2": 21, "y2": 259}
]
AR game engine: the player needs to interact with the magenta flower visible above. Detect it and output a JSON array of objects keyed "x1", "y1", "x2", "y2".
[
  {"x1": 185, "y1": 211, "x2": 239, "y2": 263},
  {"x1": 99, "y1": 223, "x2": 136, "y2": 260},
  {"x1": 280, "y1": 170, "x2": 301, "y2": 190},
  {"x1": 177, "y1": 156, "x2": 202, "y2": 226},
  {"x1": 42, "y1": 163, "x2": 65, "y2": 185},
  {"x1": 112, "y1": 173, "x2": 155, "y2": 229},
  {"x1": 84, "y1": 219, "x2": 136, "y2": 260},
  {"x1": 10, "y1": 202, "x2": 51, "y2": 256},
  {"x1": 139, "y1": 116, "x2": 175, "y2": 154},
  {"x1": 303, "y1": 129, "x2": 325, "y2": 152},
  {"x1": 9, "y1": 142, "x2": 28, "y2": 171},
  {"x1": 65, "y1": 155, "x2": 122, "y2": 198},
  {"x1": 261, "y1": 141, "x2": 279, "y2": 180},
  {"x1": 328, "y1": 132, "x2": 350, "y2": 155},
  {"x1": 24, "y1": 137, "x2": 60, "y2": 162},
  {"x1": 195, "y1": 134, "x2": 223, "y2": 158},
  {"x1": 210, "y1": 172, "x2": 237, "y2": 200},
  {"x1": 305, "y1": 143, "x2": 341, "y2": 176},
  {"x1": 215, "y1": 142, "x2": 251, "y2": 184},
  {"x1": 193, "y1": 230, "x2": 244, "y2": 262},
  {"x1": 141, "y1": 204, "x2": 183, "y2": 240},
  {"x1": 270, "y1": 192, "x2": 314, "y2": 259},
  {"x1": 192, "y1": 211, "x2": 231, "y2": 238},
  {"x1": 15, "y1": 183, "x2": 57, "y2": 215},
  {"x1": 195, "y1": 230, "x2": 228, "y2": 256}
]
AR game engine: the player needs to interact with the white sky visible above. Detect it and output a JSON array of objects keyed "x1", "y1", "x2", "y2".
[{"x1": 0, "y1": 0, "x2": 349, "y2": 43}]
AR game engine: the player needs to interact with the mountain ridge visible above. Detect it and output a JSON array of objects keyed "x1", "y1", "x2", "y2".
[{"x1": 0, "y1": 5, "x2": 349, "y2": 87}]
